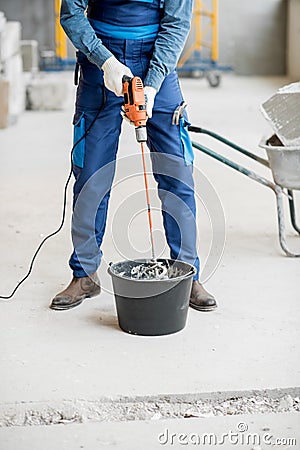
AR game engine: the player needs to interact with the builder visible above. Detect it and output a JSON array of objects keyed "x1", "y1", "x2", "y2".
[{"x1": 50, "y1": 0, "x2": 217, "y2": 312}]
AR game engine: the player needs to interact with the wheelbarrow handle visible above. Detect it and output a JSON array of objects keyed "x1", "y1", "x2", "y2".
[
  {"x1": 190, "y1": 131, "x2": 300, "y2": 258},
  {"x1": 191, "y1": 140, "x2": 276, "y2": 191},
  {"x1": 188, "y1": 125, "x2": 270, "y2": 168}
]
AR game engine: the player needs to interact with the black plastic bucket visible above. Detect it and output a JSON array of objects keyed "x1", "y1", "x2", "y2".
[{"x1": 108, "y1": 259, "x2": 196, "y2": 336}]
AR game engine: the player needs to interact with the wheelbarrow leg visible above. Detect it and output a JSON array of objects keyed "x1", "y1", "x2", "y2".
[
  {"x1": 287, "y1": 189, "x2": 300, "y2": 234},
  {"x1": 276, "y1": 187, "x2": 300, "y2": 257}
]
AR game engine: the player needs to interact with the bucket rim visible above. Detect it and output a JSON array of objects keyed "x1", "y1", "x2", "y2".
[{"x1": 107, "y1": 258, "x2": 196, "y2": 283}]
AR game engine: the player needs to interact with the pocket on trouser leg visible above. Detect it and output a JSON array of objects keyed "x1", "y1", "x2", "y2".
[
  {"x1": 179, "y1": 117, "x2": 194, "y2": 166},
  {"x1": 72, "y1": 113, "x2": 86, "y2": 168}
]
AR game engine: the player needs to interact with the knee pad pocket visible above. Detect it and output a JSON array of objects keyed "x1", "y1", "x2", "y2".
[
  {"x1": 179, "y1": 117, "x2": 194, "y2": 166},
  {"x1": 72, "y1": 112, "x2": 86, "y2": 169}
]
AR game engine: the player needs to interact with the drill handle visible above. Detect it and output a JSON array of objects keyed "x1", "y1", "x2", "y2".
[{"x1": 122, "y1": 75, "x2": 133, "y2": 84}]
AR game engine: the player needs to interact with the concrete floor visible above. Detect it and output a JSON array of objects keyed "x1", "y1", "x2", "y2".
[
  {"x1": 0, "y1": 74, "x2": 299, "y2": 446},
  {"x1": 1, "y1": 413, "x2": 300, "y2": 450}
]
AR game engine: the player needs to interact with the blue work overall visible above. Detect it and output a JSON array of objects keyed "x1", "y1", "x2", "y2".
[{"x1": 70, "y1": 0, "x2": 200, "y2": 279}]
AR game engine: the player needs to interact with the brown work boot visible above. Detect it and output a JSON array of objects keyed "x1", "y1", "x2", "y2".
[
  {"x1": 50, "y1": 273, "x2": 101, "y2": 311},
  {"x1": 189, "y1": 281, "x2": 217, "y2": 312}
]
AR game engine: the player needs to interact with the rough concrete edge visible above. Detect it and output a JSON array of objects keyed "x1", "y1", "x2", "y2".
[
  {"x1": 120, "y1": 387, "x2": 300, "y2": 403},
  {"x1": 0, "y1": 387, "x2": 299, "y2": 428}
]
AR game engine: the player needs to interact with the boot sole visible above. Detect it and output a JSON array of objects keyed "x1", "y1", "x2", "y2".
[
  {"x1": 189, "y1": 302, "x2": 218, "y2": 312},
  {"x1": 50, "y1": 288, "x2": 101, "y2": 311}
]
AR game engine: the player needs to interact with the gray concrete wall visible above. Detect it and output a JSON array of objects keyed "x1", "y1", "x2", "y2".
[
  {"x1": 0, "y1": 0, "x2": 54, "y2": 52},
  {"x1": 218, "y1": 0, "x2": 287, "y2": 75},
  {"x1": 287, "y1": 0, "x2": 300, "y2": 80},
  {"x1": 0, "y1": 0, "x2": 288, "y2": 75}
]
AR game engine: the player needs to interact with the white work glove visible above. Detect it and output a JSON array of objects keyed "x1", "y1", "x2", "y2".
[
  {"x1": 144, "y1": 86, "x2": 157, "y2": 118},
  {"x1": 102, "y1": 56, "x2": 133, "y2": 97}
]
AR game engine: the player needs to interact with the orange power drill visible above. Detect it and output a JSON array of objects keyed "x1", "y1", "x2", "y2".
[{"x1": 122, "y1": 75, "x2": 148, "y2": 143}]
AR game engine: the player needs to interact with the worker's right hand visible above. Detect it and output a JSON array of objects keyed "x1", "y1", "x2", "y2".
[{"x1": 102, "y1": 56, "x2": 133, "y2": 97}]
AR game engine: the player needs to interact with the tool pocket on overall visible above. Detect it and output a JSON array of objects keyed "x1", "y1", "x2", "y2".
[
  {"x1": 179, "y1": 117, "x2": 194, "y2": 166},
  {"x1": 72, "y1": 113, "x2": 86, "y2": 168}
]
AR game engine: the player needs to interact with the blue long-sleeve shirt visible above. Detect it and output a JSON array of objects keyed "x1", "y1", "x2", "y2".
[{"x1": 60, "y1": 0, "x2": 193, "y2": 91}]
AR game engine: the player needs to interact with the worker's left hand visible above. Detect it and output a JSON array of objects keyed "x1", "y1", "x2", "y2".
[{"x1": 144, "y1": 86, "x2": 157, "y2": 119}]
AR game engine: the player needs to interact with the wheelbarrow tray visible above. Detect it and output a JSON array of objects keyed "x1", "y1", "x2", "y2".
[{"x1": 260, "y1": 135, "x2": 300, "y2": 190}]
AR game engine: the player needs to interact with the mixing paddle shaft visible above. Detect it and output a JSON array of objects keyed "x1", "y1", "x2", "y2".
[{"x1": 140, "y1": 142, "x2": 156, "y2": 261}]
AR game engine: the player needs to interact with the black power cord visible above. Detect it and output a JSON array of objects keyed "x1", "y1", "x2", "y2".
[{"x1": 0, "y1": 91, "x2": 106, "y2": 300}]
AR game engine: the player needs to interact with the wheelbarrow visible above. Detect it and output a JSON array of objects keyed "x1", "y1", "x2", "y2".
[{"x1": 188, "y1": 126, "x2": 300, "y2": 257}]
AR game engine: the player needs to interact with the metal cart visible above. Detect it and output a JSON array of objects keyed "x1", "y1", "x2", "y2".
[
  {"x1": 189, "y1": 126, "x2": 300, "y2": 257},
  {"x1": 177, "y1": 0, "x2": 232, "y2": 87}
]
